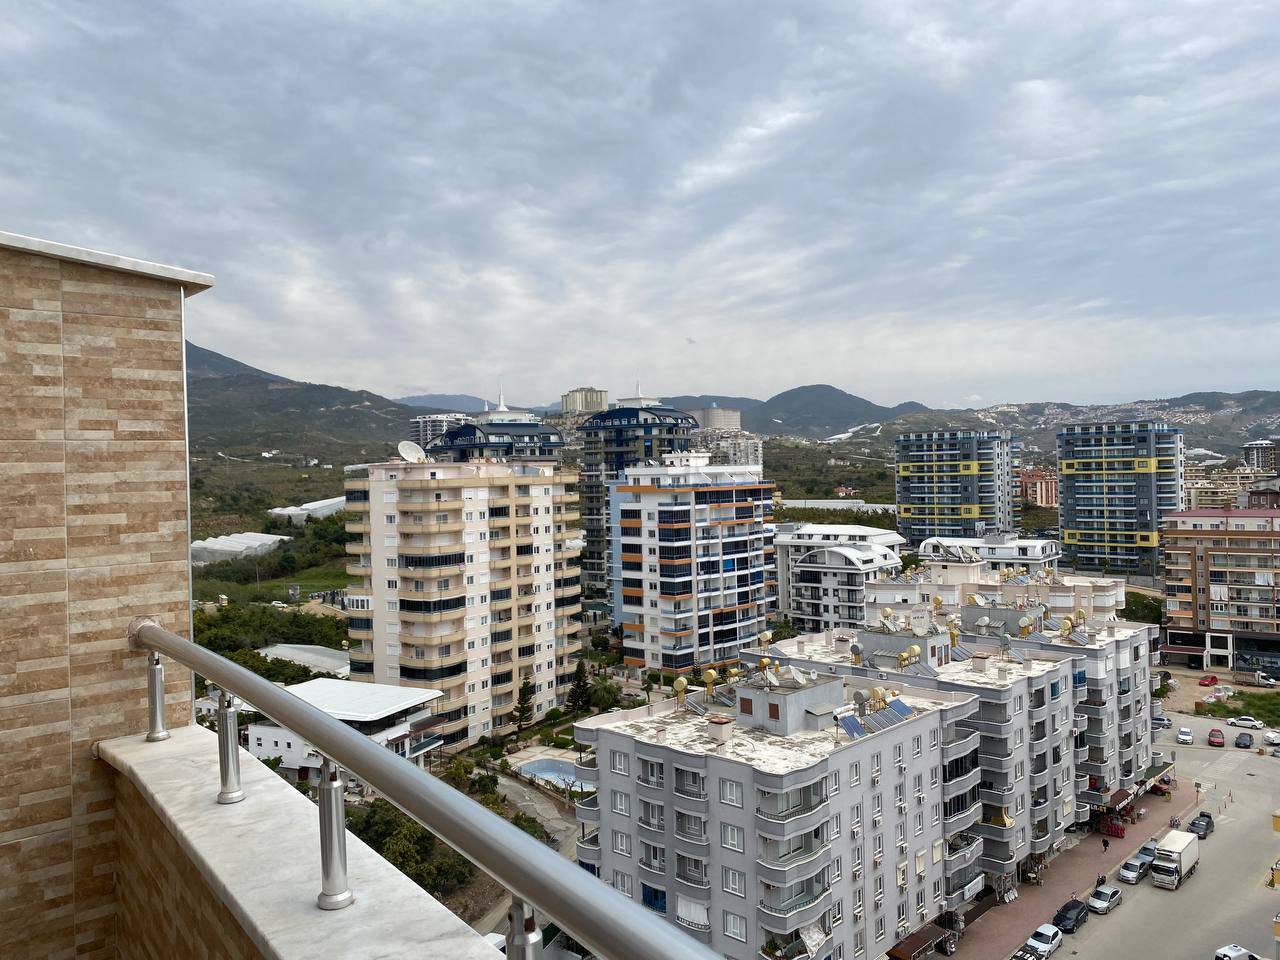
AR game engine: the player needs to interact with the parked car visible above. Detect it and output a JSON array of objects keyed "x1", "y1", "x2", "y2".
[
  {"x1": 1208, "y1": 728, "x2": 1226, "y2": 747},
  {"x1": 1230, "y1": 716, "x2": 1265, "y2": 729},
  {"x1": 1053, "y1": 899, "x2": 1089, "y2": 933},
  {"x1": 1134, "y1": 839, "x2": 1161, "y2": 865},
  {"x1": 1117, "y1": 857, "x2": 1150, "y2": 883},
  {"x1": 1086, "y1": 884, "x2": 1123, "y2": 914},
  {"x1": 1177, "y1": 727, "x2": 1194, "y2": 744},
  {"x1": 1200, "y1": 675, "x2": 1219, "y2": 686},
  {"x1": 1024, "y1": 924, "x2": 1063, "y2": 957},
  {"x1": 1152, "y1": 715, "x2": 1174, "y2": 730},
  {"x1": 1215, "y1": 946, "x2": 1263, "y2": 960},
  {"x1": 1188, "y1": 816, "x2": 1214, "y2": 839},
  {"x1": 1235, "y1": 732, "x2": 1255, "y2": 749},
  {"x1": 1264, "y1": 730, "x2": 1280, "y2": 746}
]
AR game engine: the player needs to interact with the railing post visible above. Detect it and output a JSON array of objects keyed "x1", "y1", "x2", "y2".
[
  {"x1": 506, "y1": 895, "x2": 544, "y2": 959},
  {"x1": 145, "y1": 652, "x2": 170, "y2": 742},
  {"x1": 316, "y1": 759, "x2": 354, "y2": 910},
  {"x1": 216, "y1": 691, "x2": 245, "y2": 804}
]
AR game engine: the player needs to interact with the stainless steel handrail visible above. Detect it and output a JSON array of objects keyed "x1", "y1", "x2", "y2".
[{"x1": 128, "y1": 618, "x2": 719, "y2": 960}]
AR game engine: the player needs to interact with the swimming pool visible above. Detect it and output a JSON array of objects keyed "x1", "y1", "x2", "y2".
[{"x1": 518, "y1": 758, "x2": 595, "y2": 792}]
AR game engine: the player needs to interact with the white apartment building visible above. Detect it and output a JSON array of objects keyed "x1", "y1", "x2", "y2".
[
  {"x1": 344, "y1": 459, "x2": 583, "y2": 748},
  {"x1": 409, "y1": 412, "x2": 472, "y2": 446},
  {"x1": 609, "y1": 453, "x2": 775, "y2": 673},
  {"x1": 752, "y1": 608, "x2": 1159, "y2": 898},
  {"x1": 572, "y1": 670, "x2": 981, "y2": 960},
  {"x1": 561, "y1": 386, "x2": 610, "y2": 416},
  {"x1": 690, "y1": 406, "x2": 743, "y2": 431},
  {"x1": 776, "y1": 524, "x2": 906, "y2": 632},
  {"x1": 693, "y1": 429, "x2": 765, "y2": 469},
  {"x1": 244, "y1": 678, "x2": 443, "y2": 784},
  {"x1": 867, "y1": 553, "x2": 1125, "y2": 623},
  {"x1": 918, "y1": 533, "x2": 1059, "y2": 575}
]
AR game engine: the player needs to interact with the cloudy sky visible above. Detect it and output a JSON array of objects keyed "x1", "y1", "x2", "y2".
[{"x1": 4, "y1": 1, "x2": 1278, "y2": 407}]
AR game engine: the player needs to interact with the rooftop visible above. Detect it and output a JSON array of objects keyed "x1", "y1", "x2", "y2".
[
  {"x1": 1168, "y1": 508, "x2": 1280, "y2": 518},
  {"x1": 280, "y1": 678, "x2": 442, "y2": 722},
  {"x1": 578, "y1": 681, "x2": 963, "y2": 775},
  {"x1": 0, "y1": 229, "x2": 214, "y2": 293},
  {"x1": 259, "y1": 644, "x2": 351, "y2": 678}
]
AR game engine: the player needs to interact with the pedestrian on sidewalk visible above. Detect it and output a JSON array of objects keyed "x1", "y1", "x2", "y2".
[{"x1": 1102, "y1": 837, "x2": 1110, "y2": 854}]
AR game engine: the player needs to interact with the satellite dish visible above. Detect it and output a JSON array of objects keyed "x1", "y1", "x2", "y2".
[
  {"x1": 911, "y1": 622, "x2": 928, "y2": 638},
  {"x1": 974, "y1": 595, "x2": 989, "y2": 607},
  {"x1": 976, "y1": 616, "x2": 990, "y2": 628},
  {"x1": 398, "y1": 440, "x2": 427, "y2": 463}
]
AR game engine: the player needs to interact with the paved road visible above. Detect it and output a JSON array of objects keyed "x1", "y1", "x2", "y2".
[
  {"x1": 473, "y1": 772, "x2": 582, "y2": 937},
  {"x1": 1038, "y1": 712, "x2": 1280, "y2": 960}
]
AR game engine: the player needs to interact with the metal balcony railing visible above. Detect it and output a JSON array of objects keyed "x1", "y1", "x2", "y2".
[{"x1": 127, "y1": 618, "x2": 719, "y2": 960}]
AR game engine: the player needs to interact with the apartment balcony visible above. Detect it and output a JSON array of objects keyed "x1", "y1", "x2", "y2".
[
  {"x1": 757, "y1": 887, "x2": 832, "y2": 932},
  {"x1": 941, "y1": 730, "x2": 980, "y2": 762},
  {"x1": 978, "y1": 782, "x2": 1014, "y2": 806},
  {"x1": 942, "y1": 765, "x2": 982, "y2": 800},
  {"x1": 574, "y1": 754, "x2": 598, "y2": 783},
  {"x1": 577, "y1": 832, "x2": 601, "y2": 863},
  {"x1": 977, "y1": 750, "x2": 1015, "y2": 772},
  {"x1": 575, "y1": 794, "x2": 600, "y2": 824},
  {"x1": 1078, "y1": 699, "x2": 1108, "y2": 718},
  {"x1": 943, "y1": 833, "x2": 983, "y2": 873},
  {"x1": 944, "y1": 874, "x2": 986, "y2": 911},
  {"x1": 943, "y1": 801, "x2": 982, "y2": 838},
  {"x1": 755, "y1": 843, "x2": 832, "y2": 886}
]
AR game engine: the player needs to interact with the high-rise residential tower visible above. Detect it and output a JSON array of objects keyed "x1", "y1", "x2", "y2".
[
  {"x1": 895, "y1": 430, "x2": 1019, "y2": 546},
  {"x1": 409, "y1": 412, "x2": 471, "y2": 446},
  {"x1": 343, "y1": 458, "x2": 583, "y2": 748},
  {"x1": 609, "y1": 453, "x2": 776, "y2": 672},
  {"x1": 561, "y1": 386, "x2": 610, "y2": 416},
  {"x1": 1242, "y1": 440, "x2": 1278, "y2": 474},
  {"x1": 580, "y1": 402, "x2": 697, "y2": 593},
  {"x1": 1057, "y1": 421, "x2": 1184, "y2": 575}
]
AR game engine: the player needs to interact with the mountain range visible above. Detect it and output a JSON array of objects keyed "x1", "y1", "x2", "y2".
[{"x1": 185, "y1": 342, "x2": 1280, "y2": 459}]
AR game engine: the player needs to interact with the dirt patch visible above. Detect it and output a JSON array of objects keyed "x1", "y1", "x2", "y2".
[{"x1": 1157, "y1": 665, "x2": 1280, "y2": 716}]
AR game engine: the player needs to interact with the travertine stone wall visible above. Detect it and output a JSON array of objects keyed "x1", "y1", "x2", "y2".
[
  {"x1": 1, "y1": 246, "x2": 196, "y2": 958},
  {"x1": 112, "y1": 776, "x2": 265, "y2": 960}
]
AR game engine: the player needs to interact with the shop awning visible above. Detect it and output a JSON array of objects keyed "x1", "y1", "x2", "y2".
[
  {"x1": 888, "y1": 923, "x2": 946, "y2": 960},
  {"x1": 1107, "y1": 788, "x2": 1134, "y2": 811}
]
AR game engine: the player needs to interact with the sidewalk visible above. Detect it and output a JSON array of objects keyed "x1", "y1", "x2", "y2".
[{"x1": 954, "y1": 781, "x2": 1200, "y2": 959}]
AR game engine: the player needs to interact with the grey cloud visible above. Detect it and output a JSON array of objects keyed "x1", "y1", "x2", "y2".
[{"x1": 1, "y1": 0, "x2": 1277, "y2": 406}]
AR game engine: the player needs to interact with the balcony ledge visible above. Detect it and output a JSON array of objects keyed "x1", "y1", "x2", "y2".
[{"x1": 96, "y1": 725, "x2": 500, "y2": 960}]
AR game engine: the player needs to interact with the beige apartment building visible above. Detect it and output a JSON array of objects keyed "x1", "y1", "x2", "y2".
[
  {"x1": 1162, "y1": 508, "x2": 1280, "y2": 671},
  {"x1": 343, "y1": 459, "x2": 583, "y2": 747}
]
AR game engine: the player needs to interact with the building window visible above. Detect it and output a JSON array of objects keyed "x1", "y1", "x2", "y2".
[
  {"x1": 720, "y1": 778, "x2": 743, "y2": 807},
  {"x1": 611, "y1": 751, "x2": 630, "y2": 775},
  {"x1": 613, "y1": 871, "x2": 632, "y2": 897},
  {"x1": 722, "y1": 866, "x2": 745, "y2": 896},
  {"x1": 612, "y1": 832, "x2": 631, "y2": 856},
  {"x1": 768, "y1": 702, "x2": 780, "y2": 721},
  {"x1": 739, "y1": 697, "x2": 753, "y2": 716},
  {"x1": 611, "y1": 791, "x2": 631, "y2": 816},
  {"x1": 721, "y1": 823, "x2": 744, "y2": 852},
  {"x1": 723, "y1": 911, "x2": 746, "y2": 942},
  {"x1": 641, "y1": 883, "x2": 666, "y2": 914}
]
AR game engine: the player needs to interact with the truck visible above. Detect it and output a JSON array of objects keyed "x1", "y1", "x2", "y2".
[
  {"x1": 1231, "y1": 671, "x2": 1276, "y2": 688},
  {"x1": 1151, "y1": 829, "x2": 1199, "y2": 889}
]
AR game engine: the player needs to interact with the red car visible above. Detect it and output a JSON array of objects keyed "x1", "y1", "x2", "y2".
[
  {"x1": 1208, "y1": 728, "x2": 1225, "y2": 747},
  {"x1": 1199, "y1": 675, "x2": 1219, "y2": 686}
]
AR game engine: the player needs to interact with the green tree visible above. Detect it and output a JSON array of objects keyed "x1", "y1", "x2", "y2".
[
  {"x1": 567, "y1": 660, "x2": 591, "y2": 714},
  {"x1": 643, "y1": 670, "x2": 659, "y2": 703},
  {"x1": 590, "y1": 673, "x2": 622, "y2": 712},
  {"x1": 513, "y1": 677, "x2": 535, "y2": 730},
  {"x1": 769, "y1": 618, "x2": 799, "y2": 641}
]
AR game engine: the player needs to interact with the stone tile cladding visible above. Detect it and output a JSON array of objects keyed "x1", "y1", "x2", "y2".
[{"x1": 1, "y1": 247, "x2": 195, "y2": 957}]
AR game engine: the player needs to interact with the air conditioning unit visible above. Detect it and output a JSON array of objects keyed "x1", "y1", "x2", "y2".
[
  {"x1": 915, "y1": 792, "x2": 926, "y2": 804},
  {"x1": 871, "y1": 773, "x2": 880, "y2": 785},
  {"x1": 896, "y1": 801, "x2": 907, "y2": 814},
  {"x1": 896, "y1": 759, "x2": 906, "y2": 771},
  {"x1": 851, "y1": 824, "x2": 860, "y2": 837},
  {"x1": 918, "y1": 903, "x2": 930, "y2": 915},
  {"x1": 874, "y1": 894, "x2": 884, "y2": 908},
  {"x1": 851, "y1": 867, "x2": 861, "y2": 881},
  {"x1": 852, "y1": 908, "x2": 863, "y2": 922},
  {"x1": 873, "y1": 855, "x2": 883, "y2": 868},
  {"x1": 872, "y1": 815, "x2": 882, "y2": 827},
  {"x1": 897, "y1": 841, "x2": 907, "y2": 854},
  {"x1": 917, "y1": 870, "x2": 927, "y2": 882},
  {"x1": 898, "y1": 923, "x2": 911, "y2": 937}
]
